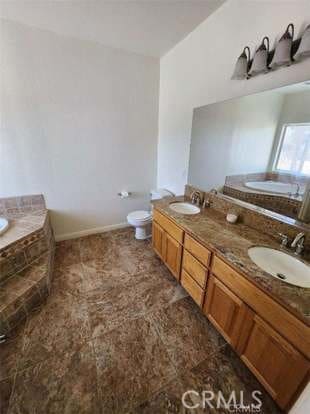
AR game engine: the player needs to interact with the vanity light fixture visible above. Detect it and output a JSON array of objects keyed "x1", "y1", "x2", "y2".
[
  {"x1": 232, "y1": 22, "x2": 310, "y2": 80},
  {"x1": 294, "y1": 24, "x2": 310, "y2": 60},
  {"x1": 231, "y1": 46, "x2": 251, "y2": 80},
  {"x1": 248, "y1": 36, "x2": 270, "y2": 76},
  {"x1": 270, "y1": 23, "x2": 294, "y2": 69}
]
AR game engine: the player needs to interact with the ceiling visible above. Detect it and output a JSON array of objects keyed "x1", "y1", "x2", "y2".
[{"x1": 0, "y1": 0, "x2": 225, "y2": 58}]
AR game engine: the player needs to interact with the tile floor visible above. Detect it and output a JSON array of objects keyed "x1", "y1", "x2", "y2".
[{"x1": 0, "y1": 228, "x2": 282, "y2": 413}]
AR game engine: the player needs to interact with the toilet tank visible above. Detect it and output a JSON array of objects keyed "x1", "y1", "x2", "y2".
[{"x1": 150, "y1": 188, "x2": 174, "y2": 200}]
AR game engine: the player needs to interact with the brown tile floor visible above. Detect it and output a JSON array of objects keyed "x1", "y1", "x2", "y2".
[{"x1": 0, "y1": 228, "x2": 282, "y2": 414}]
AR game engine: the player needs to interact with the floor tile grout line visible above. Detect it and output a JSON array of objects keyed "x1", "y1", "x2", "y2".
[
  {"x1": 144, "y1": 312, "x2": 180, "y2": 376},
  {"x1": 12, "y1": 332, "x2": 94, "y2": 380},
  {"x1": 87, "y1": 335, "x2": 103, "y2": 411},
  {"x1": 86, "y1": 292, "x2": 189, "y2": 344},
  {"x1": 3, "y1": 317, "x2": 29, "y2": 413},
  {"x1": 144, "y1": 297, "x2": 232, "y2": 382},
  {"x1": 173, "y1": 341, "x2": 230, "y2": 380},
  {"x1": 6, "y1": 369, "x2": 18, "y2": 413}
]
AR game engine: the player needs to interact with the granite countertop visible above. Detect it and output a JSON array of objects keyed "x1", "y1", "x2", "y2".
[
  {"x1": 0, "y1": 210, "x2": 47, "y2": 252},
  {"x1": 153, "y1": 196, "x2": 310, "y2": 325}
]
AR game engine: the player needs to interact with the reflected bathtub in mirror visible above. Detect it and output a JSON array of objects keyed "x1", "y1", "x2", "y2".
[{"x1": 0, "y1": 217, "x2": 9, "y2": 235}]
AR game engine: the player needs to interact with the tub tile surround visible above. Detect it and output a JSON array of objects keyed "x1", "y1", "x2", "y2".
[
  {"x1": 0, "y1": 195, "x2": 55, "y2": 335},
  {"x1": 161, "y1": 186, "x2": 310, "y2": 322},
  {"x1": 0, "y1": 194, "x2": 46, "y2": 217},
  {"x1": 223, "y1": 185, "x2": 301, "y2": 219},
  {"x1": 0, "y1": 228, "x2": 281, "y2": 414},
  {"x1": 223, "y1": 172, "x2": 309, "y2": 219}
]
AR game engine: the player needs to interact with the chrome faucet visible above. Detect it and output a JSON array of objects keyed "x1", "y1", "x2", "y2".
[
  {"x1": 291, "y1": 232, "x2": 305, "y2": 255},
  {"x1": 203, "y1": 188, "x2": 217, "y2": 208},
  {"x1": 294, "y1": 183, "x2": 300, "y2": 197},
  {"x1": 203, "y1": 198, "x2": 212, "y2": 208},
  {"x1": 278, "y1": 233, "x2": 289, "y2": 248},
  {"x1": 190, "y1": 191, "x2": 202, "y2": 206}
]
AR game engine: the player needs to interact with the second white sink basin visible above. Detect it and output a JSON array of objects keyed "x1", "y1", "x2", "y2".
[
  {"x1": 169, "y1": 202, "x2": 200, "y2": 215},
  {"x1": 248, "y1": 246, "x2": 310, "y2": 288}
]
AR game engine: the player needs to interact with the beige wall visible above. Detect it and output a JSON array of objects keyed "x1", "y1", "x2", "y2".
[
  {"x1": 157, "y1": 0, "x2": 310, "y2": 195},
  {"x1": 0, "y1": 19, "x2": 159, "y2": 239}
]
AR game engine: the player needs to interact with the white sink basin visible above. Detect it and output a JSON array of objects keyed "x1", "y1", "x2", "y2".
[
  {"x1": 248, "y1": 246, "x2": 310, "y2": 288},
  {"x1": 0, "y1": 217, "x2": 9, "y2": 235},
  {"x1": 169, "y1": 202, "x2": 200, "y2": 215}
]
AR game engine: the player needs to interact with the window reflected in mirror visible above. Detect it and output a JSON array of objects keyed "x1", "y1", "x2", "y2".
[{"x1": 274, "y1": 124, "x2": 310, "y2": 175}]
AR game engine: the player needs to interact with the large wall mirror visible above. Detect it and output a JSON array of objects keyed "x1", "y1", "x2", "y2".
[{"x1": 188, "y1": 81, "x2": 310, "y2": 223}]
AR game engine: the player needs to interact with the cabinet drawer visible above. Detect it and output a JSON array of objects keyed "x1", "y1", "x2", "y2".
[
  {"x1": 184, "y1": 234, "x2": 211, "y2": 267},
  {"x1": 153, "y1": 209, "x2": 184, "y2": 243},
  {"x1": 181, "y1": 269, "x2": 204, "y2": 307},
  {"x1": 182, "y1": 250, "x2": 208, "y2": 288},
  {"x1": 212, "y1": 255, "x2": 310, "y2": 359}
]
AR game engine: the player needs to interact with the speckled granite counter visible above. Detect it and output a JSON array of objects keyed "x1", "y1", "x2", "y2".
[
  {"x1": 153, "y1": 196, "x2": 310, "y2": 325},
  {"x1": 0, "y1": 210, "x2": 47, "y2": 251}
]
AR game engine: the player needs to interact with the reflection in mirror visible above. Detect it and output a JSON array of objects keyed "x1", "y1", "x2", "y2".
[{"x1": 188, "y1": 81, "x2": 310, "y2": 222}]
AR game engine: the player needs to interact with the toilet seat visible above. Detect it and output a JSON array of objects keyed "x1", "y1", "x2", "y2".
[{"x1": 127, "y1": 210, "x2": 152, "y2": 223}]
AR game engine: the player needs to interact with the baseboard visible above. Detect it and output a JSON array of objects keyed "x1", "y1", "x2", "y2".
[{"x1": 55, "y1": 222, "x2": 129, "y2": 242}]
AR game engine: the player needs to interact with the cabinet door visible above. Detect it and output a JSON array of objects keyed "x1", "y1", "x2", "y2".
[
  {"x1": 240, "y1": 314, "x2": 309, "y2": 410},
  {"x1": 203, "y1": 275, "x2": 250, "y2": 350},
  {"x1": 164, "y1": 233, "x2": 182, "y2": 280},
  {"x1": 152, "y1": 221, "x2": 165, "y2": 260}
]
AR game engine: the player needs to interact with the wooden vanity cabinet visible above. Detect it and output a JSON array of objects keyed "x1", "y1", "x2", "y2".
[{"x1": 152, "y1": 211, "x2": 183, "y2": 280}]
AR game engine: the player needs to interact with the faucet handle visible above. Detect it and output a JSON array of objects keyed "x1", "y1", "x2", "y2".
[
  {"x1": 278, "y1": 233, "x2": 289, "y2": 247},
  {"x1": 295, "y1": 238, "x2": 305, "y2": 255},
  {"x1": 203, "y1": 198, "x2": 212, "y2": 208},
  {"x1": 190, "y1": 190, "x2": 202, "y2": 206}
]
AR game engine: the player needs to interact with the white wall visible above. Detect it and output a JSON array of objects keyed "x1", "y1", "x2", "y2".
[
  {"x1": 158, "y1": 0, "x2": 310, "y2": 195},
  {"x1": 279, "y1": 90, "x2": 310, "y2": 124},
  {"x1": 0, "y1": 19, "x2": 159, "y2": 239},
  {"x1": 188, "y1": 91, "x2": 283, "y2": 190}
]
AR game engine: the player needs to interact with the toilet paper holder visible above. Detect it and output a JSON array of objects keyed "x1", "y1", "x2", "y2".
[{"x1": 118, "y1": 191, "x2": 132, "y2": 198}]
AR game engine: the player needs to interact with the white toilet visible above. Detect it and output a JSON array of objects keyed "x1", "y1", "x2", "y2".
[{"x1": 127, "y1": 189, "x2": 174, "y2": 240}]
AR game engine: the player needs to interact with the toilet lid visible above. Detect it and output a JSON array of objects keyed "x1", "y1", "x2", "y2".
[{"x1": 127, "y1": 210, "x2": 152, "y2": 221}]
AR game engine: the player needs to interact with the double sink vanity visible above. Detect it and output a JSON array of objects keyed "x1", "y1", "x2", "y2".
[{"x1": 152, "y1": 193, "x2": 310, "y2": 411}]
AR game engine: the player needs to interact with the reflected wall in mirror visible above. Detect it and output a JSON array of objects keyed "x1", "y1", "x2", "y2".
[{"x1": 188, "y1": 81, "x2": 310, "y2": 222}]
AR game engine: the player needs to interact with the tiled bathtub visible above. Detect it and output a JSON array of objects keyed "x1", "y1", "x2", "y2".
[{"x1": 0, "y1": 195, "x2": 55, "y2": 335}]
